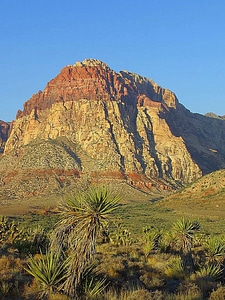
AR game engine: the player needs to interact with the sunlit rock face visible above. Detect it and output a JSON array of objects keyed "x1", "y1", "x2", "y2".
[{"x1": 1, "y1": 59, "x2": 225, "y2": 198}]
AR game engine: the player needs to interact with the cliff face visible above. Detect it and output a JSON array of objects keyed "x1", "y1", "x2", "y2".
[
  {"x1": 1, "y1": 59, "x2": 225, "y2": 199},
  {"x1": 0, "y1": 121, "x2": 10, "y2": 154}
]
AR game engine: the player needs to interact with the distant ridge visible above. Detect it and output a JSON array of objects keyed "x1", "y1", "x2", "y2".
[{"x1": 205, "y1": 112, "x2": 225, "y2": 120}]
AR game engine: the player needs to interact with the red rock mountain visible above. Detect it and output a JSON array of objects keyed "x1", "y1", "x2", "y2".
[{"x1": 1, "y1": 59, "x2": 225, "y2": 199}]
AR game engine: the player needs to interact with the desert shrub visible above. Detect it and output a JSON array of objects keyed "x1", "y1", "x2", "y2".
[
  {"x1": 0, "y1": 215, "x2": 49, "y2": 255},
  {"x1": 142, "y1": 227, "x2": 161, "y2": 257},
  {"x1": 209, "y1": 284, "x2": 225, "y2": 300},
  {"x1": 128, "y1": 248, "x2": 143, "y2": 262},
  {"x1": 22, "y1": 279, "x2": 41, "y2": 300},
  {"x1": 0, "y1": 254, "x2": 24, "y2": 298},
  {"x1": 23, "y1": 280, "x2": 71, "y2": 300},
  {"x1": 176, "y1": 281, "x2": 202, "y2": 300},
  {"x1": 48, "y1": 293, "x2": 71, "y2": 300},
  {"x1": 101, "y1": 288, "x2": 163, "y2": 300},
  {"x1": 140, "y1": 271, "x2": 165, "y2": 289},
  {"x1": 158, "y1": 230, "x2": 174, "y2": 253},
  {"x1": 14, "y1": 224, "x2": 49, "y2": 254},
  {"x1": 0, "y1": 215, "x2": 21, "y2": 247},
  {"x1": 0, "y1": 281, "x2": 13, "y2": 299},
  {"x1": 109, "y1": 220, "x2": 133, "y2": 247},
  {"x1": 126, "y1": 288, "x2": 164, "y2": 300},
  {"x1": 165, "y1": 256, "x2": 186, "y2": 280},
  {"x1": 99, "y1": 253, "x2": 126, "y2": 279},
  {"x1": 100, "y1": 289, "x2": 120, "y2": 300}
]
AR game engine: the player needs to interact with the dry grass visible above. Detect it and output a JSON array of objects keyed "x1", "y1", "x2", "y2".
[{"x1": 1, "y1": 178, "x2": 225, "y2": 238}]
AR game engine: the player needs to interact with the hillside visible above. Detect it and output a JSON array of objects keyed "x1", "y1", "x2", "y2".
[{"x1": 159, "y1": 169, "x2": 225, "y2": 220}]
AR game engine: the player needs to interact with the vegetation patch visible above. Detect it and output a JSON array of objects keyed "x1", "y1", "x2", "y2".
[{"x1": 0, "y1": 184, "x2": 225, "y2": 299}]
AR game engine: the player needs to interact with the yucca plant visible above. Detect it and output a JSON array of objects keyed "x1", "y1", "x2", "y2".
[
  {"x1": 173, "y1": 218, "x2": 200, "y2": 253},
  {"x1": 51, "y1": 185, "x2": 121, "y2": 299},
  {"x1": 143, "y1": 227, "x2": 161, "y2": 257},
  {"x1": 203, "y1": 236, "x2": 225, "y2": 264},
  {"x1": 172, "y1": 218, "x2": 200, "y2": 274},
  {"x1": 196, "y1": 263, "x2": 223, "y2": 281},
  {"x1": 25, "y1": 250, "x2": 67, "y2": 299},
  {"x1": 68, "y1": 260, "x2": 107, "y2": 300},
  {"x1": 194, "y1": 263, "x2": 223, "y2": 299}
]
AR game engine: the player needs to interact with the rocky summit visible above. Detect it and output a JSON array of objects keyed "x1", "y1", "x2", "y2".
[{"x1": 1, "y1": 58, "x2": 225, "y2": 200}]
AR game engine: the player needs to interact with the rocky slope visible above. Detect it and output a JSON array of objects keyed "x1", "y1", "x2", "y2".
[{"x1": 0, "y1": 59, "x2": 225, "y2": 200}]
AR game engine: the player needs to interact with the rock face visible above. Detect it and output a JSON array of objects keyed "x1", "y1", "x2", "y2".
[
  {"x1": 1, "y1": 59, "x2": 225, "y2": 199},
  {"x1": 0, "y1": 121, "x2": 10, "y2": 154}
]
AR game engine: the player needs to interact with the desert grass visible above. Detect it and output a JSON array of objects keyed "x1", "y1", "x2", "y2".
[
  {"x1": 1, "y1": 177, "x2": 225, "y2": 236},
  {"x1": 0, "y1": 181, "x2": 225, "y2": 299}
]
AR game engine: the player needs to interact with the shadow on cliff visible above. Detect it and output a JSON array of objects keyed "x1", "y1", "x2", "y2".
[
  {"x1": 118, "y1": 95, "x2": 164, "y2": 178},
  {"x1": 162, "y1": 104, "x2": 225, "y2": 175}
]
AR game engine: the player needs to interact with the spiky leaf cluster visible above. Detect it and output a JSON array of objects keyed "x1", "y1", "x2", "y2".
[{"x1": 51, "y1": 186, "x2": 120, "y2": 298}]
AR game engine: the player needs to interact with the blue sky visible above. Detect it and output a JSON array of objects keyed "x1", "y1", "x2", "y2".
[{"x1": 1, "y1": 0, "x2": 225, "y2": 121}]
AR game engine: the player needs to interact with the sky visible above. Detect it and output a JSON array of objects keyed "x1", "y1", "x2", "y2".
[{"x1": 1, "y1": 0, "x2": 225, "y2": 122}]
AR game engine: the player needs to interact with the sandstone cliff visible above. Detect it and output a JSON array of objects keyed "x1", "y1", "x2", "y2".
[
  {"x1": 0, "y1": 59, "x2": 225, "y2": 199},
  {"x1": 0, "y1": 120, "x2": 10, "y2": 154}
]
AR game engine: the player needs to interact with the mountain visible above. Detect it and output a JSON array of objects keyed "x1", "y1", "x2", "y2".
[{"x1": 1, "y1": 58, "x2": 225, "y2": 200}]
